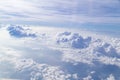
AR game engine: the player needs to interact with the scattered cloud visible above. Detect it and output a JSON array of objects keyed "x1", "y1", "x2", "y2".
[
  {"x1": 0, "y1": 25, "x2": 120, "y2": 79},
  {"x1": 7, "y1": 25, "x2": 37, "y2": 38},
  {"x1": 13, "y1": 59, "x2": 78, "y2": 80}
]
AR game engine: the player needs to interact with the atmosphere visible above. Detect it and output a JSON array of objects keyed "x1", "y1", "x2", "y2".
[
  {"x1": 0, "y1": 0, "x2": 120, "y2": 25},
  {"x1": 0, "y1": 0, "x2": 120, "y2": 80}
]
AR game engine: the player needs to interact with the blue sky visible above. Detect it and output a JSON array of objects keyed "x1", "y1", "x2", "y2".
[{"x1": 0, "y1": 0, "x2": 120, "y2": 27}]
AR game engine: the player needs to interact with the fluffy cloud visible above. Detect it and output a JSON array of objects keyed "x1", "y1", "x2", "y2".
[
  {"x1": 1, "y1": 25, "x2": 120, "y2": 80},
  {"x1": 12, "y1": 59, "x2": 77, "y2": 80},
  {"x1": 7, "y1": 25, "x2": 37, "y2": 38},
  {"x1": 56, "y1": 32, "x2": 91, "y2": 49},
  {"x1": 58, "y1": 33, "x2": 120, "y2": 66}
]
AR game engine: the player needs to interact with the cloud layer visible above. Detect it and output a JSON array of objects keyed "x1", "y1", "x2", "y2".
[
  {"x1": 0, "y1": 0, "x2": 120, "y2": 24},
  {"x1": 0, "y1": 25, "x2": 120, "y2": 80},
  {"x1": 55, "y1": 32, "x2": 120, "y2": 66}
]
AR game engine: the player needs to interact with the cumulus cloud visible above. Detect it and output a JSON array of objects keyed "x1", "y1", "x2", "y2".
[
  {"x1": 12, "y1": 59, "x2": 77, "y2": 80},
  {"x1": 54, "y1": 31, "x2": 120, "y2": 66},
  {"x1": 56, "y1": 32, "x2": 91, "y2": 49},
  {"x1": 1, "y1": 25, "x2": 120, "y2": 80},
  {"x1": 7, "y1": 25, "x2": 37, "y2": 38}
]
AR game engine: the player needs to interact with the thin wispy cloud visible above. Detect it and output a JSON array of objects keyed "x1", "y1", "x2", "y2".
[{"x1": 0, "y1": 0, "x2": 120, "y2": 24}]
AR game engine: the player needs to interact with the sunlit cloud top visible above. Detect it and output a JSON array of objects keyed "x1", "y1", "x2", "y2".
[{"x1": 0, "y1": 0, "x2": 120, "y2": 25}]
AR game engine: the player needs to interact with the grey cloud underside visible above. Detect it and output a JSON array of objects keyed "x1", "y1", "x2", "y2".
[
  {"x1": 7, "y1": 25, "x2": 37, "y2": 38},
  {"x1": 0, "y1": 25, "x2": 120, "y2": 80}
]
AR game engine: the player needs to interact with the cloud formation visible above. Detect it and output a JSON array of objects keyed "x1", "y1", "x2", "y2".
[
  {"x1": 7, "y1": 25, "x2": 36, "y2": 38},
  {"x1": 56, "y1": 32, "x2": 91, "y2": 49},
  {"x1": 0, "y1": 0, "x2": 120, "y2": 24},
  {"x1": 1, "y1": 25, "x2": 120, "y2": 80},
  {"x1": 13, "y1": 59, "x2": 78, "y2": 80},
  {"x1": 56, "y1": 32, "x2": 120, "y2": 66}
]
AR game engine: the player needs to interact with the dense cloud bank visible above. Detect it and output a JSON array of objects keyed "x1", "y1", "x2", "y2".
[
  {"x1": 0, "y1": 25, "x2": 120, "y2": 80},
  {"x1": 56, "y1": 32, "x2": 120, "y2": 65},
  {"x1": 13, "y1": 59, "x2": 77, "y2": 80}
]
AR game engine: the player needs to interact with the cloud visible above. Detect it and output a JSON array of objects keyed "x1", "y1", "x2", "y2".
[
  {"x1": 0, "y1": 0, "x2": 120, "y2": 24},
  {"x1": 54, "y1": 31, "x2": 120, "y2": 67},
  {"x1": 7, "y1": 25, "x2": 37, "y2": 38},
  {"x1": 83, "y1": 75, "x2": 93, "y2": 80},
  {"x1": 56, "y1": 32, "x2": 91, "y2": 49},
  {"x1": 1, "y1": 25, "x2": 120, "y2": 80},
  {"x1": 106, "y1": 74, "x2": 115, "y2": 80},
  {"x1": 17, "y1": 60, "x2": 70, "y2": 80},
  {"x1": 12, "y1": 59, "x2": 77, "y2": 80}
]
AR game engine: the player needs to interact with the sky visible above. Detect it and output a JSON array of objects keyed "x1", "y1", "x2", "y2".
[
  {"x1": 0, "y1": 0, "x2": 120, "y2": 26},
  {"x1": 0, "y1": 25, "x2": 120, "y2": 80},
  {"x1": 0, "y1": 1, "x2": 120, "y2": 79}
]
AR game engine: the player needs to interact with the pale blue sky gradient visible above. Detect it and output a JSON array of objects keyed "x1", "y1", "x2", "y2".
[{"x1": 0, "y1": 0, "x2": 120, "y2": 30}]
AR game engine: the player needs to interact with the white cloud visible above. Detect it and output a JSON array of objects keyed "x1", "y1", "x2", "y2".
[
  {"x1": 106, "y1": 74, "x2": 115, "y2": 80},
  {"x1": 13, "y1": 59, "x2": 76, "y2": 80},
  {"x1": 0, "y1": 25, "x2": 120, "y2": 79},
  {"x1": 61, "y1": 40, "x2": 120, "y2": 66},
  {"x1": 0, "y1": 53, "x2": 76, "y2": 80},
  {"x1": 52, "y1": 31, "x2": 120, "y2": 66},
  {"x1": 56, "y1": 32, "x2": 91, "y2": 49},
  {"x1": 83, "y1": 75, "x2": 93, "y2": 80},
  {"x1": 0, "y1": 0, "x2": 120, "y2": 24}
]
